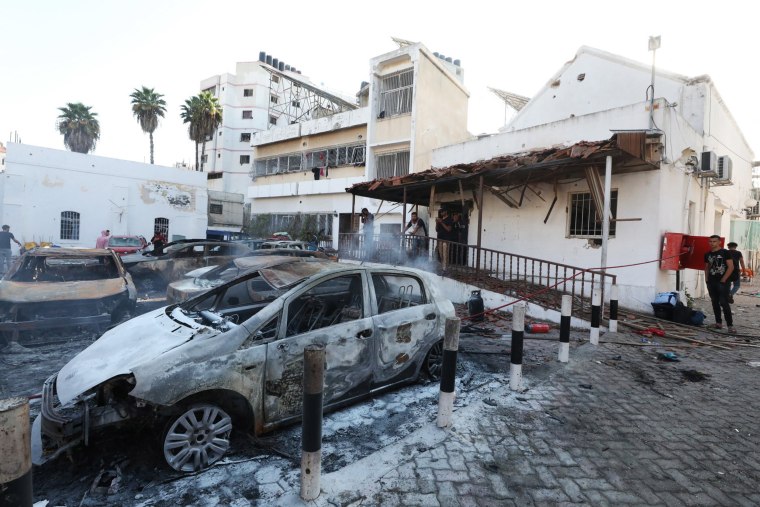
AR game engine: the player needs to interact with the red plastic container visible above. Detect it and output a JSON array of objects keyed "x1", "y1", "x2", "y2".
[{"x1": 526, "y1": 323, "x2": 550, "y2": 333}]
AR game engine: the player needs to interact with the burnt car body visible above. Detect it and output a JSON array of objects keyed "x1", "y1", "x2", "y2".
[
  {"x1": 0, "y1": 248, "x2": 136, "y2": 346},
  {"x1": 121, "y1": 240, "x2": 251, "y2": 284},
  {"x1": 166, "y1": 255, "x2": 332, "y2": 304},
  {"x1": 107, "y1": 235, "x2": 148, "y2": 256},
  {"x1": 33, "y1": 264, "x2": 453, "y2": 472}
]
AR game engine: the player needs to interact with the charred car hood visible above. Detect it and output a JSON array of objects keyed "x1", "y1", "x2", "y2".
[
  {"x1": 55, "y1": 307, "x2": 210, "y2": 405},
  {"x1": 0, "y1": 279, "x2": 127, "y2": 303}
]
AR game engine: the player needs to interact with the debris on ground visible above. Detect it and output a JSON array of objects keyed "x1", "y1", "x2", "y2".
[
  {"x1": 681, "y1": 370, "x2": 710, "y2": 382},
  {"x1": 657, "y1": 352, "x2": 680, "y2": 362}
]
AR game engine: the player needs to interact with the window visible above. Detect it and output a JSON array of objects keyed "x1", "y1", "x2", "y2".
[
  {"x1": 286, "y1": 274, "x2": 364, "y2": 337},
  {"x1": 154, "y1": 217, "x2": 169, "y2": 238},
  {"x1": 60, "y1": 211, "x2": 80, "y2": 240},
  {"x1": 376, "y1": 151, "x2": 410, "y2": 179},
  {"x1": 269, "y1": 115, "x2": 277, "y2": 126},
  {"x1": 270, "y1": 95, "x2": 278, "y2": 104},
  {"x1": 209, "y1": 203, "x2": 223, "y2": 214},
  {"x1": 202, "y1": 154, "x2": 208, "y2": 163},
  {"x1": 240, "y1": 133, "x2": 251, "y2": 142},
  {"x1": 203, "y1": 86, "x2": 215, "y2": 96},
  {"x1": 372, "y1": 274, "x2": 426, "y2": 314},
  {"x1": 207, "y1": 172, "x2": 223, "y2": 180},
  {"x1": 567, "y1": 190, "x2": 618, "y2": 238},
  {"x1": 243, "y1": 314, "x2": 280, "y2": 347},
  {"x1": 379, "y1": 69, "x2": 414, "y2": 117},
  {"x1": 240, "y1": 155, "x2": 251, "y2": 165},
  {"x1": 217, "y1": 153, "x2": 221, "y2": 158},
  {"x1": 271, "y1": 75, "x2": 280, "y2": 84},
  {"x1": 292, "y1": 100, "x2": 300, "y2": 108},
  {"x1": 242, "y1": 110, "x2": 253, "y2": 119},
  {"x1": 243, "y1": 88, "x2": 253, "y2": 97}
]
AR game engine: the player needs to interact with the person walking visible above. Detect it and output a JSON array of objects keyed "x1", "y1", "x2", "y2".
[
  {"x1": 0, "y1": 225, "x2": 22, "y2": 275},
  {"x1": 404, "y1": 211, "x2": 427, "y2": 257},
  {"x1": 95, "y1": 230, "x2": 110, "y2": 249},
  {"x1": 704, "y1": 235, "x2": 735, "y2": 333},
  {"x1": 360, "y1": 208, "x2": 375, "y2": 261},
  {"x1": 435, "y1": 209, "x2": 454, "y2": 272},
  {"x1": 726, "y1": 242, "x2": 746, "y2": 303}
]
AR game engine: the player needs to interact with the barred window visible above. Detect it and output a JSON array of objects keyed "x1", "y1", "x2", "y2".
[
  {"x1": 155, "y1": 217, "x2": 169, "y2": 238},
  {"x1": 240, "y1": 155, "x2": 251, "y2": 165},
  {"x1": 209, "y1": 204, "x2": 223, "y2": 214},
  {"x1": 376, "y1": 151, "x2": 410, "y2": 179},
  {"x1": 253, "y1": 143, "x2": 365, "y2": 178},
  {"x1": 379, "y1": 69, "x2": 414, "y2": 117},
  {"x1": 60, "y1": 211, "x2": 80, "y2": 240},
  {"x1": 240, "y1": 133, "x2": 251, "y2": 142},
  {"x1": 567, "y1": 191, "x2": 618, "y2": 238}
]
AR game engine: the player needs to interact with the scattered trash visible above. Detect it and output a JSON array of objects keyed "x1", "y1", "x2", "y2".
[
  {"x1": 611, "y1": 355, "x2": 622, "y2": 361},
  {"x1": 658, "y1": 352, "x2": 680, "y2": 362},
  {"x1": 90, "y1": 465, "x2": 122, "y2": 495},
  {"x1": 717, "y1": 471, "x2": 725, "y2": 475},
  {"x1": 482, "y1": 397, "x2": 497, "y2": 407},
  {"x1": 734, "y1": 428, "x2": 740, "y2": 433},
  {"x1": 481, "y1": 461, "x2": 502, "y2": 473},
  {"x1": 578, "y1": 384, "x2": 593, "y2": 390},
  {"x1": 516, "y1": 397, "x2": 528, "y2": 402},
  {"x1": 681, "y1": 370, "x2": 710, "y2": 382},
  {"x1": 526, "y1": 323, "x2": 550, "y2": 333},
  {"x1": 602, "y1": 447, "x2": 610, "y2": 452}
]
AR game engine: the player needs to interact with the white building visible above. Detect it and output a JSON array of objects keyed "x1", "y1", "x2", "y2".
[
  {"x1": 246, "y1": 42, "x2": 471, "y2": 243},
  {"x1": 429, "y1": 46, "x2": 754, "y2": 310},
  {"x1": 0, "y1": 144, "x2": 208, "y2": 252}
]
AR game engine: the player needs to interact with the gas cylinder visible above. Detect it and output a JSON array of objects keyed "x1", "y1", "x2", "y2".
[
  {"x1": 467, "y1": 290, "x2": 484, "y2": 322},
  {"x1": 526, "y1": 323, "x2": 550, "y2": 333}
]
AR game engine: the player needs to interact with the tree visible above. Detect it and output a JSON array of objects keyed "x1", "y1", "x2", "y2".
[
  {"x1": 56, "y1": 103, "x2": 100, "y2": 154},
  {"x1": 130, "y1": 86, "x2": 167, "y2": 164},
  {"x1": 180, "y1": 91, "x2": 223, "y2": 171}
]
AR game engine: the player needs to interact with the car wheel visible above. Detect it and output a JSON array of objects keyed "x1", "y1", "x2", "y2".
[
  {"x1": 162, "y1": 403, "x2": 233, "y2": 472},
  {"x1": 423, "y1": 339, "x2": 444, "y2": 381}
]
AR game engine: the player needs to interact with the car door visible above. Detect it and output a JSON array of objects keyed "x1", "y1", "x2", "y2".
[
  {"x1": 369, "y1": 272, "x2": 439, "y2": 385},
  {"x1": 263, "y1": 272, "x2": 374, "y2": 424}
]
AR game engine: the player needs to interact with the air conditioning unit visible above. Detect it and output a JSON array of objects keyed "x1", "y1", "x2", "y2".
[
  {"x1": 715, "y1": 155, "x2": 732, "y2": 181},
  {"x1": 748, "y1": 203, "x2": 760, "y2": 217},
  {"x1": 699, "y1": 151, "x2": 717, "y2": 177}
]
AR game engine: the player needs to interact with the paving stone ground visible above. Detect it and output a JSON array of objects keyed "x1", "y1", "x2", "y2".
[{"x1": 321, "y1": 296, "x2": 760, "y2": 506}]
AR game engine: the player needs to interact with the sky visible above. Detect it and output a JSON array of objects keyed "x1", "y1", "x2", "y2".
[{"x1": 1, "y1": 0, "x2": 758, "y2": 167}]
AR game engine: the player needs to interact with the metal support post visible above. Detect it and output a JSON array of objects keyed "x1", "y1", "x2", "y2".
[
  {"x1": 300, "y1": 345, "x2": 325, "y2": 501},
  {"x1": 609, "y1": 284, "x2": 619, "y2": 333},
  {"x1": 590, "y1": 287, "x2": 601, "y2": 345},
  {"x1": 510, "y1": 303, "x2": 525, "y2": 391},
  {"x1": 559, "y1": 295, "x2": 571, "y2": 363},
  {"x1": 437, "y1": 317, "x2": 461, "y2": 428}
]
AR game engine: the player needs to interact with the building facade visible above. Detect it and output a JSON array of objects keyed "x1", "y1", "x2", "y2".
[{"x1": 0, "y1": 144, "x2": 208, "y2": 251}]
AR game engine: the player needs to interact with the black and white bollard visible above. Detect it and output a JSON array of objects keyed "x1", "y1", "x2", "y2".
[
  {"x1": 510, "y1": 303, "x2": 526, "y2": 391},
  {"x1": 0, "y1": 397, "x2": 32, "y2": 507},
  {"x1": 590, "y1": 287, "x2": 601, "y2": 345},
  {"x1": 608, "y1": 284, "x2": 619, "y2": 333},
  {"x1": 437, "y1": 317, "x2": 461, "y2": 428},
  {"x1": 559, "y1": 295, "x2": 572, "y2": 363},
  {"x1": 300, "y1": 345, "x2": 325, "y2": 501}
]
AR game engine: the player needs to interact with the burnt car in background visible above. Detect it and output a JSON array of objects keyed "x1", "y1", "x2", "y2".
[
  {"x1": 0, "y1": 248, "x2": 136, "y2": 346},
  {"x1": 121, "y1": 240, "x2": 251, "y2": 284},
  {"x1": 107, "y1": 235, "x2": 148, "y2": 256},
  {"x1": 166, "y1": 255, "x2": 333, "y2": 304},
  {"x1": 33, "y1": 264, "x2": 453, "y2": 472}
]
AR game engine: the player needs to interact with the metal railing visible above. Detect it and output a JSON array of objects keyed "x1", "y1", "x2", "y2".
[{"x1": 337, "y1": 233, "x2": 617, "y2": 311}]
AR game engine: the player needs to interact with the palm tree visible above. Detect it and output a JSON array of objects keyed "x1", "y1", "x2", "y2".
[
  {"x1": 180, "y1": 91, "x2": 223, "y2": 171},
  {"x1": 56, "y1": 103, "x2": 100, "y2": 154},
  {"x1": 130, "y1": 86, "x2": 167, "y2": 164}
]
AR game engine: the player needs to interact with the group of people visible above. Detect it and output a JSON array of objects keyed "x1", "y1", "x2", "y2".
[
  {"x1": 704, "y1": 235, "x2": 746, "y2": 333},
  {"x1": 94, "y1": 229, "x2": 167, "y2": 255}
]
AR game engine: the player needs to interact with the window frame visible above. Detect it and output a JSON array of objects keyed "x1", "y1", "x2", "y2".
[
  {"x1": 379, "y1": 68, "x2": 414, "y2": 118},
  {"x1": 566, "y1": 189, "x2": 618, "y2": 239},
  {"x1": 240, "y1": 155, "x2": 251, "y2": 165},
  {"x1": 242, "y1": 110, "x2": 253, "y2": 119},
  {"x1": 243, "y1": 88, "x2": 253, "y2": 97},
  {"x1": 60, "y1": 211, "x2": 81, "y2": 240}
]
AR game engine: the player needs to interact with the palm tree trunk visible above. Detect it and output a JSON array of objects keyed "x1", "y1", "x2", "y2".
[
  {"x1": 149, "y1": 132, "x2": 155, "y2": 164},
  {"x1": 200, "y1": 141, "x2": 207, "y2": 172},
  {"x1": 195, "y1": 141, "x2": 199, "y2": 171}
]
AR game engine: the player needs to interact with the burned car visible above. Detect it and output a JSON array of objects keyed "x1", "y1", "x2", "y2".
[
  {"x1": 166, "y1": 255, "x2": 332, "y2": 304},
  {"x1": 121, "y1": 240, "x2": 251, "y2": 284},
  {"x1": 33, "y1": 264, "x2": 453, "y2": 472},
  {"x1": 0, "y1": 248, "x2": 136, "y2": 346}
]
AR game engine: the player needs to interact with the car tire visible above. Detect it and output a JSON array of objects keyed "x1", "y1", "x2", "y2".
[
  {"x1": 162, "y1": 403, "x2": 233, "y2": 473},
  {"x1": 423, "y1": 339, "x2": 444, "y2": 381}
]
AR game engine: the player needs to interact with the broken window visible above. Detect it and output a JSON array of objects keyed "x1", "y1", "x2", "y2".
[
  {"x1": 286, "y1": 274, "x2": 364, "y2": 337},
  {"x1": 567, "y1": 190, "x2": 618, "y2": 238},
  {"x1": 372, "y1": 274, "x2": 426, "y2": 314},
  {"x1": 376, "y1": 151, "x2": 410, "y2": 179},
  {"x1": 11, "y1": 254, "x2": 119, "y2": 282},
  {"x1": 154, "y1": 218, "x2": 169, "y2": 238},
  {"x1": 379, "y1": 69, "x2": 414, "y2": 117},
  {"x1": 60, "y1": 211, "x2": 80, "y2": 240}
]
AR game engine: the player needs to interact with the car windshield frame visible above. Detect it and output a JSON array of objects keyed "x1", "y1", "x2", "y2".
[{"x1": 108, "y1": 237, "x2": 143, "y2": 247}]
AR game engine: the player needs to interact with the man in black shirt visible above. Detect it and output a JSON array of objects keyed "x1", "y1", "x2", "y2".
[
  {"x1": 704, "y1": 235, "x2": 735, "y2": 333},
  {"x1": 435, "y1": 209, "x2": 453, "y2": 271},
  {"x1": 0, "y1": 224, "x2": 22, "y2": 275},
  {"x1": 726, "y1": 242, "x2": 746, "y2": 303}
]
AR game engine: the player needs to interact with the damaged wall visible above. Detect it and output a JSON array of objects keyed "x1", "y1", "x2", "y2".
[{"x1": 1, "y1": 144, "x2": 208, "y2": 250}]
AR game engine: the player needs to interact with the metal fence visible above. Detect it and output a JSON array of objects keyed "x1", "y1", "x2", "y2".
[{"x1": 337, "y1": 233, "x2": 617, "y2": 309}]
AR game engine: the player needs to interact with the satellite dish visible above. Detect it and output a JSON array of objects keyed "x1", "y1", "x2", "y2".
[{"x1": 744, "y1": 198, "x2": 758, "y2": 208}]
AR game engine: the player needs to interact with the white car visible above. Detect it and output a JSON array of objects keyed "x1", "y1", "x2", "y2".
[{"x1": 34, "y1": 264, "x2": 454, "y2": 473}]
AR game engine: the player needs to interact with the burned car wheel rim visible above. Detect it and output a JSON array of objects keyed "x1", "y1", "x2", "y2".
[
  {"x1": 163, "y1": 404, "x2": 232, "y2": 472},
  {"x1": 424, "y1": 340, "x2": 444, "y2": 380}
]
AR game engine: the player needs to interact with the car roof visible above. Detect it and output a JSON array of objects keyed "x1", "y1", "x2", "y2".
[
  {"x1": 26, "y1": 248, "x2": 115, "y2": 257},
  {"x1": 260, "y1": 260, "x2": 342, "y2": 289}
]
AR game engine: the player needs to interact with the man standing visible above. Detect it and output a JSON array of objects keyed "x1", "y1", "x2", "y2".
[
  {"x1": 0, "y1": 225, "x2": 22, "y2": 275},
  {"x1": 726, "y1": 242, "x2": 746, "y2": 303},
  {"x1": 404, "y1": 211, "x2": 427, "y2": 257},
  {"x1": 435, "y1": 209, "x2": 454, "y2": 272},
  {"x1": 360, "y1": 208, "x2": 375, "y2": 261},
  {"x1": 95, "y1": 230, "x2": 110, "y2": 249},
  {"x1": 704, "y1": 235, "x2": 735, "y2": 333}
]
